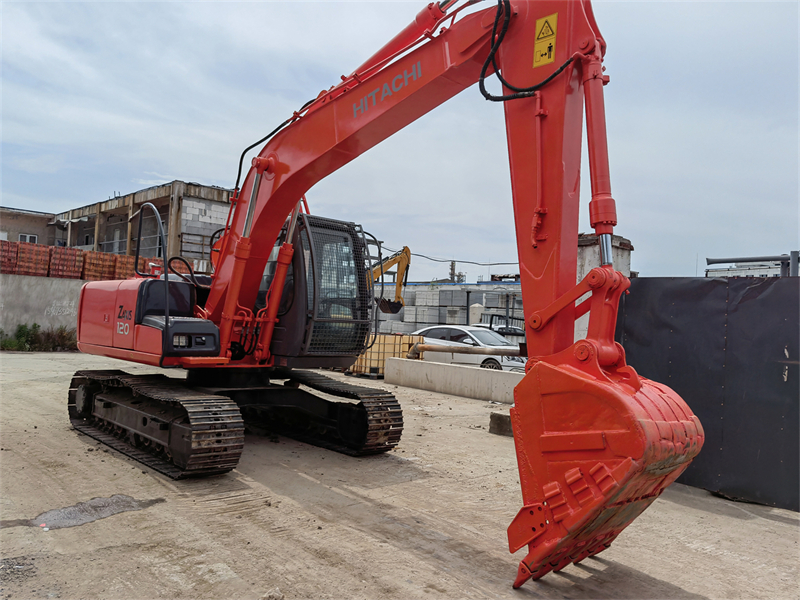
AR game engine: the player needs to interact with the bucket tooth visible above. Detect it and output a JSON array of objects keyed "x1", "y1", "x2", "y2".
[{"x1": 512, "y1": 562, "x2": 532, "y2": 589}]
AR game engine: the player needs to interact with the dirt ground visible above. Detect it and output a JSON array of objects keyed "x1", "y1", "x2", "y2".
[{"x1": 1, "y1": 352, "x2": 798, "y2": 600}]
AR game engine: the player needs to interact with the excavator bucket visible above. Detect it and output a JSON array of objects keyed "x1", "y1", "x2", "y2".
[
  {"x1": 377, "y1": 298, "x2": 404, "y2": 314},
  {"x1": 508, "y1": 348, "x2": 704, "y2": 587}
]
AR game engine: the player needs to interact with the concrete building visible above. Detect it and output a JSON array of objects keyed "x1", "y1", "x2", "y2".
[
  {"x1": 0, "y1": 207, "x2": 58, "y2": 246},
  {"x1": 704, "y1": 252, "x2": 799, "y2": 278},
  {"x1": 706, "y1": 263, "x2": 781, "y2": 277},
  {"x1": 51, "y1": 181, "x2": 232, "y2": 273}
]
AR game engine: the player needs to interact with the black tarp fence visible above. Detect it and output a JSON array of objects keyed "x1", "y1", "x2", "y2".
[{"x1": 616, "y1": 277, "x2": 799, "y2": 511}]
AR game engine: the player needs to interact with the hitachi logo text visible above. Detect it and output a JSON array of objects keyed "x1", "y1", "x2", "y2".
[{"x1": 353, "y1": 62, "x2": 422, "y2": 119}]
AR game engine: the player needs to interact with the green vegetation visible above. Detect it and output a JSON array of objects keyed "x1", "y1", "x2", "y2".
[{"x1": 0, "y1": 324, "x2": 78, "y2": 352}]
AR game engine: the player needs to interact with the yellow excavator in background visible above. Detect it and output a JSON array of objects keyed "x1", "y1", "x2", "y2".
[{"x1": 372, "y1": 246, "x2": 411, "y2": 314}]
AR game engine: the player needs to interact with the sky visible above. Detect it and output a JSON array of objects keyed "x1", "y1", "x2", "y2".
[{"x1": 2, "y1": 1, "x2": 798, "y2": 282}]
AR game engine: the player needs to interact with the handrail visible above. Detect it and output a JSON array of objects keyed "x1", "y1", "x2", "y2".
[{"x1": 131, "y1": 202, "x2": 171, "y2": 367}]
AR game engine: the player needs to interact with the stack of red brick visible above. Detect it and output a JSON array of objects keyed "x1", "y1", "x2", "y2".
[
  {"x1": 114, "y1": 255, "x2": 136, "y2": 279},
  {"x1": 49, "y1": 247, "x2": 84, "y2": 279},
  {"x1": 16, "y1": 242, "x2": 51, "y2": 276},
  {"x1": 1, "y1": 241, "x2": 18, "y2": 274},
  {"x1": 81, "y1": 251, "x2": 117, "y2": 281},
  {"x1": 0, "y1": 240, "x2": 192, "y2": 281},
  {"x1": 112, "y1": 256, "x2": 152, "y2": 278},
  {"x1": 169, "y1": 259, "x2": 192, "y2": 276}
]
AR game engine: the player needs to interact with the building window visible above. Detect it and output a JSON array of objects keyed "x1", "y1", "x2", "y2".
[
  {"x1": 19, "y1": 234, "x2": 38, "y2": 244},
  {"x1": 84, "y1": 234, "x2": 93, "y2": 246}
]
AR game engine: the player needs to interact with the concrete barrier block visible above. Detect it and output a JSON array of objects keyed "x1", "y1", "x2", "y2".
[
  {"x1": 446, "y1": 308, "x2": 467, "y2": 325},
  {"x1": 416, "y1": 290, "x2": 440, "y2": 306},
  {"x1": 403, "y1": 306, "x2": 417, "y2": 322},
  {"x1": 385, "y1": 358, "x2": 523, "y2": 404},
  {"x1": 390, "y1": 322, "x2": 417, "y2": 334},
  {"x1": 452, "y1": 290, "x2": 468, "y2": 306},
  {"x1": 489, "y1": 412, "x2": 513, "y2": 437},
  {"x1": 425, "y1": 308, "x2": 440, "y2": 323}
]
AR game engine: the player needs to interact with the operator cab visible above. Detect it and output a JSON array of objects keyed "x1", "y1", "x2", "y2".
[{"x1": 257, "y1": 214, "x2": 374, "y2": 369}]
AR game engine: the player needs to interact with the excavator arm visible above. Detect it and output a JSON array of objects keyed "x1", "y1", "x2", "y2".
[{"x1": 372, "y1": 246, "x2": 411, "y2": 314}]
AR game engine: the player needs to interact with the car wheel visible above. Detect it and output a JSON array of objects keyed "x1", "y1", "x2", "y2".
[{"x1": 481, "y1": 359, "x2": 502, "y2": 370}]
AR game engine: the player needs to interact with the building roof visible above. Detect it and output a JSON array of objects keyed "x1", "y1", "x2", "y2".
[
  {"x1": 54, "y1": 180, "x2": 234, "y2": 221},
  {"x1": 0, "y1": 206, "x2": 56, "y2": 218}
]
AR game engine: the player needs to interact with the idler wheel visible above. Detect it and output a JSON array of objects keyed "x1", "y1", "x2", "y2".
[{"x1": 74, "y1": 384, "x2": 99, "y2": 417}]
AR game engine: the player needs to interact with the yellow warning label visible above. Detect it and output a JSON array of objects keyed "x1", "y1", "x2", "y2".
[{"x1": 533, "y1": 13, "x2": 558, "y2": 68}]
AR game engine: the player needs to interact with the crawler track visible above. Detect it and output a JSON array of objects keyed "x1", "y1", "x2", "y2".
[
  {"x1": 276, "y1": 369, "x2": 404, "y2": 455},
  {"x1": 68, "y1": 370, "x2": 245, "y2": 479},
  {"x1": 68, "y1": 369, "x2": 403, "y2": 478}
]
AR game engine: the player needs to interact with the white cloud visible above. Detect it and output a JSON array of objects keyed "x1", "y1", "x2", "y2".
[{"x1": 1, "y1": 1, "x2": 797, "y2": 282}]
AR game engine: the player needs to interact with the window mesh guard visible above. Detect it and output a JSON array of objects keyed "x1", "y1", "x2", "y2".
[{"x1": 303, "y1": 216, "x2": 374, "y2": 356}]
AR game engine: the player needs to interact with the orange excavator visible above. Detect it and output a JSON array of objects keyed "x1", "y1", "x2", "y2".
[{"x1": 68, "y1": 0, "x2": 703, "y2": 587}]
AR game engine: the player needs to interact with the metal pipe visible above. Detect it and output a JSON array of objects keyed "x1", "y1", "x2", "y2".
[
  {"x1": 406, "y1": 343, "x2": 521, "y2": 360},
  {"x1": 706, "y1": 255, "x2": 792, "y2": 265},
  {"x1": 599, "y1": 233, "x2": 613, "y2": 266}
]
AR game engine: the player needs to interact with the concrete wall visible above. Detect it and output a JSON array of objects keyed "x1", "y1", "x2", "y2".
[
  {"x1": 181, "y1": 197, "x2": 228, "y2": 235},
  {"x1": 0, "y1": 209, "x2": 56, "y2": 246},
  {"x1": 179, "y1": 197, "x2": 229, "y2": 273},
  {"x1": 385, "y1": 357, "x2": 523, "y2": 404},
  {"x1": 0, "y1": 274, "x2": 85, "y2": 333}
]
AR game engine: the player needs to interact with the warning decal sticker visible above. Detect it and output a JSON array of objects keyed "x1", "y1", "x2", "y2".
[
  {"x1": 533, "y1": 13, "x2": 558, "y2": 68},
  {"x1": 537, "y1": 20, "x2": 555, "y2": 40}
]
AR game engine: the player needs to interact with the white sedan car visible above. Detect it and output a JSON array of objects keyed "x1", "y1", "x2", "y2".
[{"x1": 411, "y1": 325, "x2": 525, "y2": 372}]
